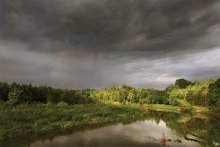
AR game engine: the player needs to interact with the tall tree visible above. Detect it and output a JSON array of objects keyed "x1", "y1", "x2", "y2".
[{"x1": 175, "y1": 78, "x2": 192, "y2": 89}]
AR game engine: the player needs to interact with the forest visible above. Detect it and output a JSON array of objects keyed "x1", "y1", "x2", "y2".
[{"x1": 0, "y1": 78, "x2": 219, "y2": 109}]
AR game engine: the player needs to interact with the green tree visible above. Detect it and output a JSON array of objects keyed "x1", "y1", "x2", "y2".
[
  {"x1": 127, "y1": 89, "x2": 137, "y2": 103},
  {"x1": 175, "y1": 78, "x2": 192, "y2": 89},
  {"x1": 164, "y1": 84, "x2": 178, "y2": 98},
  {"x1": 169, "y1": 89, "x2": 184, "y2": 106},
  {"x1": 118, "y1": 85, "x2": 133, "y2": 103},
  {"x1": 0, "y1": 82, "x2": 10, "y2": 101},
  {"x1": 208, "y1": 79, "x2": 220, "y2": 107},
  {"x1": 7, "y1": 88, "x2": 23, "y2": 105}
]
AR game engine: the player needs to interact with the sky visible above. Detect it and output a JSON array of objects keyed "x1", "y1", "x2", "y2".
[{"x1": 0, "y1": 0, "x2": 220, "y2": 89}]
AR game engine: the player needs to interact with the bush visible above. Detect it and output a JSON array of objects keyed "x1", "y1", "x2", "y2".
[
  {"x1": 139, "y1": 98, "x2": 148, "y2": 104},
  {"x1": 169, "y1": 98, "x2": 179, "y2": 106},
  {"x1": 177, "y1": 99, "x2": 193, "y2": 113},
  {"x1": 57, "y1": 101, "x2": 68, "y2": 106},
  {"x1": 45, "y1": 101, "x2": 55, "y2": 106},
  {"x1": 7, "y1": 88, "x2": 23, "y2": 106}
]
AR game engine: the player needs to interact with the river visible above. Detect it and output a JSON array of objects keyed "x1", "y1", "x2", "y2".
[{"x1": 3, "y1": 110, "x2": 220, "y2": 147}]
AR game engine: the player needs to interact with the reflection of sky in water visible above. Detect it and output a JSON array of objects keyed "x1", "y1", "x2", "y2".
[{"x1": 31, "y1": 120, "x2": 199, "y2": 147}]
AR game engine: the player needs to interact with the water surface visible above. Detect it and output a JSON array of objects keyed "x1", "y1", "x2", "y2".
[
  {"x1": 2, "y1": 110, "x2": 218, "y2": 147},
  {"x1": 30, "y1": 111, "x2": 203, "y2": 147}
]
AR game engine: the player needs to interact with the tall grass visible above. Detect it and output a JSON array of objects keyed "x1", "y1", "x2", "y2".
[
  {"x1": 0, "y1": 103, "x2": 147, "y2": 140},
  {"x1": 142, "y1": 103, "x2": 208, "y2": 114}
]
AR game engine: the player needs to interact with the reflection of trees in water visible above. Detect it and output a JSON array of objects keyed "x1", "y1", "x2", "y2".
[
  {"x1": 204, "y1": 108, "x2": 220, "y2": 147},
  {"x1": 146, "y1": 110, "x2": 220, "y2": 146},
  {"x1": 145, "y1": 111, "x2": 208, "y2": 143},
  {"x1": 2, "y1": 110, "x2": 219, "y2": 147}
]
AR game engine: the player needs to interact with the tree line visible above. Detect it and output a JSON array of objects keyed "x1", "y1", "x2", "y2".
[
  {"x1": 0, "y1": 82, "x2": 94, "y2": 105},
  {"x1": 0, "y1": 78, "x2": 219, "y2": 107}
]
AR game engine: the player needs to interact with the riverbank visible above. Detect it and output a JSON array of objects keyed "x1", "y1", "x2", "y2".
[
  {"x1": 0, "y1": 103, "x2": 208, "y2": 141},
  {"x1": 0, "y1": 104, "x2": 147, "y2": 141},
  {"x1": 142, "y1": 104, "x2": 209, "y2": 114},
  {"x1": 109, "y1": 102, "x2": 208, "y2": 114}
]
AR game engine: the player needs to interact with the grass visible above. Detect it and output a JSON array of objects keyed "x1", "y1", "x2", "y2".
[
  {"x1": 140, "y1": 104, "x2": 208, "y2": 114},
  {"x1": 142, "y1": 104, "x2": 181, "y2": 113},
  {"x1": 0, "y1": 103, "x2": 147, "y2": 141}
]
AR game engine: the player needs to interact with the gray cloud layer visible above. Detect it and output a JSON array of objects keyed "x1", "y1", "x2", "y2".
[{"x1": 0, "y1": 0, "x2": 220, "y2": 89}]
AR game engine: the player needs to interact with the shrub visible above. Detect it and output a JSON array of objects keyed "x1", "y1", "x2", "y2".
[
  {"x1": 139, "y1": 99, "x2": 148, "y2": 104},
  {"x1": 57, "y1": 101, "x2": 68, "y2": 106},
  {"x1": 177, "y1": 99, "x2": 193, "y2": 113},
  {"x1": 7, "y1": 88, "x2": 23, "y2": 106},
  {"x1": 169, "y1": 98, "x2": 179, "y2": 106}
]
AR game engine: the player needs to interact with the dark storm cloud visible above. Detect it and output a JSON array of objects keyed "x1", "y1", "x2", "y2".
[
  {"x1": 0, "y1": 0, "x2": 220, "y2": 88},
  {"x1": 1, "y1": 0, "x2": 220, "y2": 56}
]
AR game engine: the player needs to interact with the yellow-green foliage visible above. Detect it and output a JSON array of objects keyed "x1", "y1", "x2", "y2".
[
  {"x1": 143, "y1": 104, "x2": 180, "y2": 113},
  {"x1": 141, "y1": 103, "x2": 207, "y2": 114},
  {"x1": 193, "y1": 106, "x2": 209, "y2": 113},
  {"x1": 177, "y1": 115, "x2": 191, "y2": 123}
]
